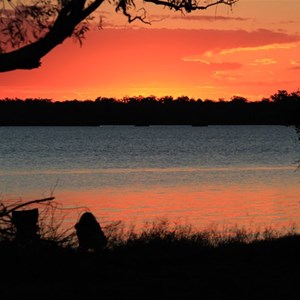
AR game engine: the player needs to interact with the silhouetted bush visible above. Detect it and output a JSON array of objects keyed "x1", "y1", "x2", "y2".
[{"x1": 1, "y1": 212, "x2": 300, "y2": 299}]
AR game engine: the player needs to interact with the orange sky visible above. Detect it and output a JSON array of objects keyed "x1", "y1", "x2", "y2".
[{"x1": 1, "y1": 0, "x2": 300, "y2": 101}]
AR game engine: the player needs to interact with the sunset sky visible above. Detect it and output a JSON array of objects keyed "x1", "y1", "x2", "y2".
[{"x1": 1, "y1": 0, "x2": 300, "y2": 101}]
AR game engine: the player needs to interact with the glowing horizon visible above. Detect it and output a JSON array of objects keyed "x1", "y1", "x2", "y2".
[{"x1": 0, "y1": 0, "x2": 300, "y2": 101}]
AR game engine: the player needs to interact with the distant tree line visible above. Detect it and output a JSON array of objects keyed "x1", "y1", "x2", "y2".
[{"x1": 0, "y1": 90, "x2": 299, "y2": 126}]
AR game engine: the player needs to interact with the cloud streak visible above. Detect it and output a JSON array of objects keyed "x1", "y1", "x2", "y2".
[
  {"x1": 171, "y1": 15, "x2": 250, "y2": 22},
  {"x1": 249, "y1": 58, "x2": 277, "y2": 66},
  {"x1": 220, "y1": 42, "x2": 297, "y2": 55},
  {"x1": 291, "y1": 59, "x2": 300, "y2": 65},
  {"x1": 182, "y1": 56, "x2": 242, "y2": 70}
]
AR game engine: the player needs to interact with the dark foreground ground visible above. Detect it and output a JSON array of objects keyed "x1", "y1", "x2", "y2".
[{"x1": 1, "y1": 234, "x2": 300, "y2": 300}]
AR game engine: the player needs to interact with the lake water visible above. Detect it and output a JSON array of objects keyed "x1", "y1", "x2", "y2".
[{"x1": 1, "y1": 125, "x2": 300, "y2": 231}]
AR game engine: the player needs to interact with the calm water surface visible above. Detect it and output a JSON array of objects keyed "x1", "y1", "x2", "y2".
[{"x1": 1, "y1": 125, "x2": 300, "y2": 231}]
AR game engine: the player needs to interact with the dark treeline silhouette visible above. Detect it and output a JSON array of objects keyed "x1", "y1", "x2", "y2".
[{"x1": 0, "y1": 90, "x2": 300, "y2": 126}]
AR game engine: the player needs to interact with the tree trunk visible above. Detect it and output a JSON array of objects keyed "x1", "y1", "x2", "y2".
[{"x1": 0, "y1": 0, "x2": 104, "y2": 72}]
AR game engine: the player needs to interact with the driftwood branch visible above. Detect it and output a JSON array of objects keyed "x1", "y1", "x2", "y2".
[
  {"x1": 0, "y1": 196, "x2": 55, "y2": 239},
  {"x1": 0, "y1": 197, "x2": 55, "y2": 218}
]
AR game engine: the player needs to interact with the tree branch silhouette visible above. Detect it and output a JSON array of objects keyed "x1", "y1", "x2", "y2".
[
  {"x1": 143, "y1": 0, "x2": 237, "y2": 13},
  {"x1": 0, "y1": 0, "x2": 237, "y2": 72},
  {"x1": 0, "y1": 197, "x2": 55, "y2": 218},
  {"x1": 0, "y1": 0, "x2": 104, "y2": 72}
]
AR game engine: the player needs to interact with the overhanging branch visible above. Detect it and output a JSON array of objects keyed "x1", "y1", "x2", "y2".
[
  {"x1": 0, "y1": 0, "x2": 238, "y2": 72},
  {"x1": 143, "y1": 0, "x2": 237, "y2": 13},
  {"x1": 0, "y1": 0, "x2": 104, "y2": 72}
]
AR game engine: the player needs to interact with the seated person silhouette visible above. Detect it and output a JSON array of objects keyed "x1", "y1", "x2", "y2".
[{"x1": 75, "y1": 212, "x2": 107, "y2": 252}]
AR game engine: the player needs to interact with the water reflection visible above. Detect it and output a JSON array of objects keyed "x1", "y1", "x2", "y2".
[
  {"x1": 54, "y1": 180, "x2": 300, "y2": 232},
  {"x1": 1, "y1": 125, "x2": 300, "y2": 232}
]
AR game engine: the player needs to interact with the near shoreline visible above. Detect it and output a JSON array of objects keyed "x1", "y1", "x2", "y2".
[{"x1": 1, "y1": 219, "x2": 300, "y2": 299}]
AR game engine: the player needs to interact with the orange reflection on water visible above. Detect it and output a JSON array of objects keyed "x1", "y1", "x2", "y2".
[{"x1": 56, "y1": 182, "x2": 300, "y2": 232}]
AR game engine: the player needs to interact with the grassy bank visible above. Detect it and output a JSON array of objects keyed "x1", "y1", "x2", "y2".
[{"x1": 1, "y1": 220, "x2": 300, "y2": 299}]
